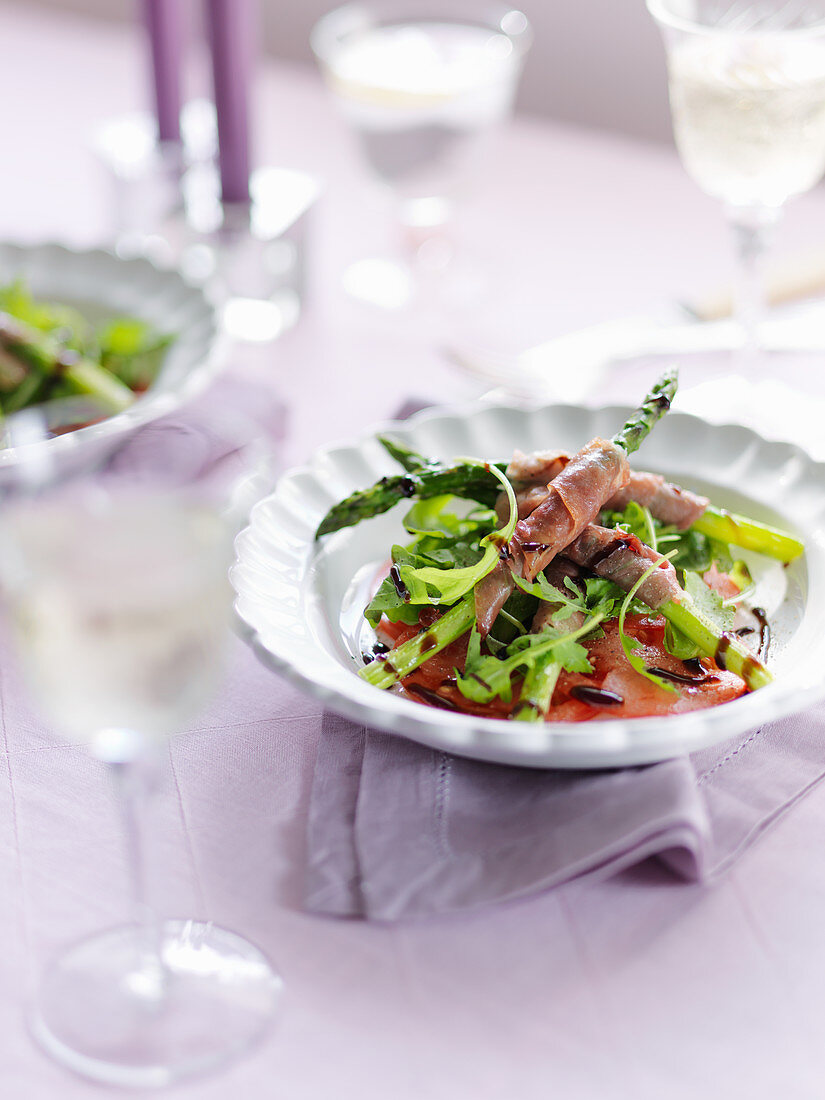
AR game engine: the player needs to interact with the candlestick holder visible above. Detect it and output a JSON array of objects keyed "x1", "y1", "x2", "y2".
[
  {"x1": 178, "y1": 162, "x2": 321, "y2": 342},
  {"x1": 95, "y1": 105, "x2": 320, "y2": 342},
  {"x1": 94, "y1": 99, "x2": 217, "y2": 265}
]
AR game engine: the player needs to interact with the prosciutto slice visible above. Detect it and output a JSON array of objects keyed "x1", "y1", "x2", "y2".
[
  {"x1": 509, "y1": 438, "x2": 630, "y2": 581},
  {"x1": 604, "y1": 472, "x2": 708, "y2": 530},
  {"x1": 505, "y1": 449, "x2": 569, "y2": 484},
  {"x1": 564, "y1": 524, "x2": 682, "y2": 609},
  {"x1": 503, "y1": 447, "x2": 709, "y2": 531},
  {"x1": 474, "y1": 560, "x2": 514, "y2": 637},
  {"x1": 495, "y1": 484, "x2": 552, "y2": 524}
]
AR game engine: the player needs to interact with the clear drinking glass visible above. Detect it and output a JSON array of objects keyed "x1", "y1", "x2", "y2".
[
  {"x1": 0, "y1": 407, "x2": 281, "y2": 1088},
  {"x1": 311, "y1": 0, "x2": 532, "y2": 309},
  {"x1": 646, "y1": 0, "x2": 825, "y2": 356}
]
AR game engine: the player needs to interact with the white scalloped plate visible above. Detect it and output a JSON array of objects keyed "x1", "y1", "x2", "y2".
[
  {"x1": 232, "y1": 402, "x2": 825, "y2": 768},
  {"x1": 0, "y1": 242, "x2": 222, "y2": 468}
]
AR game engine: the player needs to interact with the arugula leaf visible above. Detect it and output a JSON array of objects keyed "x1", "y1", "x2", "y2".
[
  {"x1": 363, "y1": 490, "x2": 502, "y2": 628},
  {"x1": 0, "y1": 280, "x2": 92, "y2": 348},
  {"x1": 663, "y1": 621, "x2": 700, "y2": 661},
  {"x1": 363, "y1": 575, "x2": 423, "y2": 627},
  {"x1": 488, "y1": 590, "x2": 538, "y2": 648},
  {"x1": 706, "y1": 537, "x2": 734, "y2": 575},
  {"x1": 363, "y1": 544, "x2": 444, "y2": 627},
  {"x1": 605, "y1": 500, "x2": 657, "y2": 550},
  {"x1": 662, "y1": 528, "x2": 713, "y2": 573},
  {"x1": 455, "y1": 617, "x2": 599, "y2": 705},
  {"x1": 397, "y1": 463, "x2": 517, "y2": 607},
  {"x1": 513, "y1": 573, "x2": 586, "y2": 621},
  {"x1": 98, "y1": 318, "x2": 173, "y2": 389},
  {"x1": 513, "y1": 571, "x2": 624, "y2": 624},
  {"x1": 402, "y1": 495, "x2": 496, "y2": 540},
  {"x1": 604, "y1": 502, "x2": 737, "y2": 577}
]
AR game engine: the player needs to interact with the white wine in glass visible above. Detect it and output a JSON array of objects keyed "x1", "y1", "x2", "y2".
[
  {"x1": 312, "y1": 1, "x2": 532, "y2": 308},
  {"x1": 647, "y1": 0, "x2": 825, "y2": 352}
]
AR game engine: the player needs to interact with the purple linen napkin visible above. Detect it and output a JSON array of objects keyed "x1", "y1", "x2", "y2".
[
  {"x1": 305, "y1": 707, "x2": 825, "y2": 921},
  {"x1": 111, "y1": 375, "x2": 287, "y2": 476}
]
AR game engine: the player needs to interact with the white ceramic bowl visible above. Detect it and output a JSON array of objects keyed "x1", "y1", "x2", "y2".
[
  {"x1": 232, "y1": 401, "x2": 825, "y2": 769},
  {"x1": 0, "y1": 241, "x2": 222, "y2": 468}
]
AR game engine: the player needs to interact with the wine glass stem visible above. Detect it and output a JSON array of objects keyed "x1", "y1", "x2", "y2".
[
  {"x1": 110, "y1": 753, "x2": 166, "y2": 999},
  {"x1": 398, "y1": 198, "x2": 455, "y2": 275},
  {"x1": 727, "y1": 205, "x2": 779, "y2": 359}
]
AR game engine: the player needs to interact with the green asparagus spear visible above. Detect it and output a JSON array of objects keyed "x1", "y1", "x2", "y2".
[
  {"x1": 512, "y1": 656, "x2": 562, "y2": 721},
  {"x1": 316, "y1": 462, "x2": 506, "y2": 538},
  {"x1": 0, "y1": 313, "x2": 134, "y2": 415},
  {"x1": 692, "y1": 506, "x2": 803, "y2": 563},
  {"x1": 360, "y1": 593, "x2": 475, "y2": 688},
  {"x1": 660, "y1": 597, "x2": 772, "y2": 691},
  {"x1": 510, "y1": 590, "x2": 581, "y2": 720},
  {"x1": 376, "y1": 435, "x2": 432, "y2": 473},
  {"x1": 58, "y1": 358, "x2": 135, "y2": 413},
  {"x1": 611, "y1": 368, "x2": 678, "y2": 456},
  {"x1": 319, "y1": 372, "x2": 679, "y2": 539},
  {"x1": 2, "y1": 370, "x2": 47, "y2": 414}
]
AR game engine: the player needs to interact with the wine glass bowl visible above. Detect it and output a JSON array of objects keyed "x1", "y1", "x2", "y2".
[
  {"x1": 646, "y1": 0, "x2": 825, "y2": 351},
  {"x1": 311, "y1": 1, "x2": 532, "y2": 306},
  {"x1": 0, "y1": 407, "x2": 282, "y2": 1088},
  {"x1": 3, "y1": 490, "x2": 231, "y2": 746},
  {"x1": 313, "y1": 1, "x2": 531, "y2": 227}
]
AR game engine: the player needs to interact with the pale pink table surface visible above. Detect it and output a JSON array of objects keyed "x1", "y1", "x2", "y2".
[{"x1": 3, "y1": 4, "x2": 825, "y2": 1098}]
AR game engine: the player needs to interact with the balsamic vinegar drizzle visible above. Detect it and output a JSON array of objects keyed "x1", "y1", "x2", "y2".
[
  {"x1": 735, "y1": 610, "x2": 771, "y2": 660},
  {"x1": 645, "y1": 665, "x2": 719, "y2": 686},
  {"x1": 570, "y1": 684, "x2": 624, "y2": 707},
  {"x1": 362, "y1": 642, "x2": 389, "y2": 665},
  {"x1": 588, "y1": 537, "x2": 632, "y2": 568},
  {"x1": 752, "y1": 607, "x2": 771, "y2": 660},
  {"x1": 389, "y1": 565, "x2": 408, "y2": 600},
  {"x1": 404, "y1": 684, "x2": 461, "y2": 711},
  {"x1": 714, "y1": 633, "x2": 733, "y2": 670}
]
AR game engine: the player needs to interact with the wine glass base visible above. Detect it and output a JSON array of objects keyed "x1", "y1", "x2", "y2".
[{"x1": 30, "y1": 920, "x2": 283, "y2": 1088}]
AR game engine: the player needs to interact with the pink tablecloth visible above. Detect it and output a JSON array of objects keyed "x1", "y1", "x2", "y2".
[{"x1": 4, "y1": 6, "x2": 825, "y2": 1099}]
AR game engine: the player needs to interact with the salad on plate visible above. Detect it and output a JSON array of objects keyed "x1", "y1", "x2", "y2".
[
  {"x1": 315, "y1": 370, "x2": 803, "y2": 723},
  {"x1": 0, "y1": 279, "x2": 173, "y2": 425}
]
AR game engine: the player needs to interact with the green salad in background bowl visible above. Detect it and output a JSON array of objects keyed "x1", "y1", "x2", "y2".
[{"x1": 0, "y1": 242, "x2": 222, "y2": 468}]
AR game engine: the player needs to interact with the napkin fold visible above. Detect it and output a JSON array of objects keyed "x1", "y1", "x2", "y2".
[{"x1": 305, "y1": 705, "x2": 825, "y2": 922}]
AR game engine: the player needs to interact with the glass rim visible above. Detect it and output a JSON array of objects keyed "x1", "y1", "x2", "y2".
[
  {"x1": 310, "y1": 0, "x2": 533, "y2": 65},
  {"x1": 645, "y1": 0, "x2": 825, "y2": 38}
]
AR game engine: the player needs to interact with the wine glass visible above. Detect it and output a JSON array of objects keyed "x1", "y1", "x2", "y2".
[
  {"x1": 311, "y1": 0, "x2": 532, "y2": 310},
  {"x1": 0, "y1": 405, "x2": 281, "y2": 1088},
  {"x1": 646, "y1": 0, "x2": 825, "y2": 357}
]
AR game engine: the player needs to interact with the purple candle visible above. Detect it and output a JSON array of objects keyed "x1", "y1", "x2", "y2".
[
  {"x1": 205, "y1": 0, "x2": 254, "y2": 204},
  {"x1": 141, "y1": 0, "x2": 184, "y2": 144}
]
